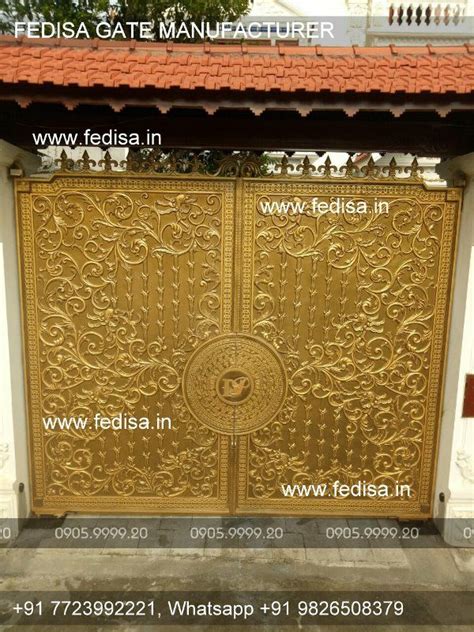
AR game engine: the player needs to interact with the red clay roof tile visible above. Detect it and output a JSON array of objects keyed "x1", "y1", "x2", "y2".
[{"x1": 0, "y1": 36, "x2": 472, "y2": 96}]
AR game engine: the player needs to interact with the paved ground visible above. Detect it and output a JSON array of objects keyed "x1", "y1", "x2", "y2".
[{"x1": 0, "y1": 520, "x2": 473, "y2": 631}]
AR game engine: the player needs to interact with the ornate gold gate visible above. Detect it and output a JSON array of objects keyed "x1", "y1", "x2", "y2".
[{"x1": 16, "y1": 153, "x2": 461, "y2": 517}]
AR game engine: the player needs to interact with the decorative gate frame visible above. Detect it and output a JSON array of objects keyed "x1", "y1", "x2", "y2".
[{"x1": 15, "y1": 151, "x2": 462, "y2": 518}]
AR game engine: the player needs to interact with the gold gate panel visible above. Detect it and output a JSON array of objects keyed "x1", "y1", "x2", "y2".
[
  {"x1": 236, "y1": 178, "x2": 460, "y2": 517},
  {"x1": 17, "y1": 174, "x2": 235, "y2": 513},
  {"x1": 16, "y1": 154, "x2": 461, "y2": 517}
]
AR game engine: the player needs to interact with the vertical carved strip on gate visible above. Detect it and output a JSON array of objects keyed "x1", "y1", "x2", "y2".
[
  {"x1": 16, "y1": 173, "x2": 236, "y2": 514},
  {"x1": 237, "y1": 177, "x2": 461, "y2": 518}
]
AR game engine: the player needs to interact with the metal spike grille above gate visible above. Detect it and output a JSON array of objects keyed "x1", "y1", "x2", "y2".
[{"x1": 16, "y1": 153, "x2": 461, "y2": 517}]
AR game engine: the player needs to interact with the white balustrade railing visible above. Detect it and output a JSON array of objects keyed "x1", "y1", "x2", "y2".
[
  {"x1": 366, "y1": 0, "x2": 474, "y2": 43},
  {"x1": 389, "y1": 2, "x2": 465, "y2": 26}
]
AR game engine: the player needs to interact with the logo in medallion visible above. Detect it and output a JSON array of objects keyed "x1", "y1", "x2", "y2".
[{"x1": 217, "y1": 368, "x2": 254, "y2": 404}]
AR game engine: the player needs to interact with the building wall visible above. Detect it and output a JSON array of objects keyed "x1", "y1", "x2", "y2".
[
  {"x1": 0, "y1": 141, "x2": 39, "y2": 524},
  {"x1": 435, "y1": 154, "x2": 474, "y2": 545},
  {"x1": 249, "y1": 0, "x2": 474, "y2": 44}
]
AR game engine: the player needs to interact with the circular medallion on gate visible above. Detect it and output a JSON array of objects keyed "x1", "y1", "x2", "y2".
[{"x1": 183, "y1": 334, "x2": 287, "y2": 435}]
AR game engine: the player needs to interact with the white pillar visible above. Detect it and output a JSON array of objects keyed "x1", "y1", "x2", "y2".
[
  {"x1": 0, "y1": 140, "x2": 39, "y2": 524},
  {"x1": 436, "y1": 153, "x2": 474, "y2": 546},
  {"x1": 346, "y1": 0, "x2": 371, "y2": 45}
]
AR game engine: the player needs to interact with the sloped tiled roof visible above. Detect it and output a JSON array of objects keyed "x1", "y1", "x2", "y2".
[{"x1": 0, "y1": 37, "x2": 473, "y2": 95}]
